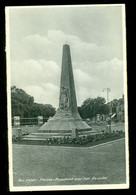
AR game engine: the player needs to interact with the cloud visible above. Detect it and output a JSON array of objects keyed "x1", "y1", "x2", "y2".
[
  {"x1": 10, "y1": 30, "x2": 119, "y2": 63},
  {"x1": 11, "y1": 59, "x2": 60, "y2": 85},
  {"x1": 8, "y1": 6, "x2": 125, "y2": 109},
  {"x1": 24, "y1": 84, "x2": 59, "y2": 108},
  {"x1": 73, "y1": 58, "x2": 124, "y2": 105},
  {"x1": 11, "y1": 59, "x2": 60, "y2": 107},
  {"x1": 10, "y1": 30, "x2": 124, "y2": 107}
]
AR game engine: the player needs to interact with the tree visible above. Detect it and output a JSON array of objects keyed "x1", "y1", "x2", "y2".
[
  {"x1": 11, "y1": 86, "x2": 56, "y2": 118},
  {"x1": 78, "y1": 97, "x2": 109, "y2": 119},
  {"x1": 11, "y1": 86, "x2": 34, "y2": 117},
  {"x1": 29, "y1": 103, "x2": 56, "y2": 118}
]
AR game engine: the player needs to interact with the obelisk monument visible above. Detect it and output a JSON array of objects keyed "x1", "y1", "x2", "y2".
[{"x1": 39, "y1": 44, "x2": 91, "y2": 132}]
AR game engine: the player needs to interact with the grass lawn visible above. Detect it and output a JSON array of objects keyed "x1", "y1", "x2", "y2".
[{"x1": 12, "y1": 138, "x2": 126, "y2": 187}]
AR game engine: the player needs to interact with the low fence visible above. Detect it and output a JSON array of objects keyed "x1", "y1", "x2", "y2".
[{"x1": 12, "y1": 116, "x2": 49, "y2": 126}]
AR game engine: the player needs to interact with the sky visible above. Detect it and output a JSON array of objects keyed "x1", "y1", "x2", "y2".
[{"x1": 7, "y1": 5, "x2": 126, "y2": 109}]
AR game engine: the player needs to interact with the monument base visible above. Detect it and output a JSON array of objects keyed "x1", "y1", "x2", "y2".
[
  {"x1": 38, "y1": 120, "x2": 91, "y2": 132},
  {"x1": 21, "y1": 110, "x2": 95, "y2": 142},
  {"x1": 38, "y1": 109, "x2": 91, "y2": 132}
]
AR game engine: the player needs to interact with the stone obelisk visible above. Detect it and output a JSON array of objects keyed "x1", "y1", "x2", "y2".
[{"x1": 39, "y1": 44, "x2": 91, "y2": 132}]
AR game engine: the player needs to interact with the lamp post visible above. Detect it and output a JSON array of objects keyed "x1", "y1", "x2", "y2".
[
  {"x1": 103, "y1": 88, "x2": 112, "y2": 132},
  {"x1": 103, "y1": 88, "x2": 111, "y2": 103}
]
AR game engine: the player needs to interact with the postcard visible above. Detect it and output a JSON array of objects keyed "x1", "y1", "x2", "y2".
[{"x1": 6, "y1": 4, "x2": 129, "y2": 191}]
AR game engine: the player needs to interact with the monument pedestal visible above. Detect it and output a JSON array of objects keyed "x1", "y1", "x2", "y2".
[{"x1": 39, "y1": 109, "x2": 91, "y2": 132}]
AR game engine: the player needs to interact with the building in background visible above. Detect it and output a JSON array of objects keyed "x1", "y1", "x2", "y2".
[
  {"x1": 116, "y1": 95, "x2": 124, "y2": 122},
  {"x1": 89, "y1": 95, "x2": 125, "y2": 124},
  {"x1": 107, "y1": 95, "x2": 124, "y2": 123}
]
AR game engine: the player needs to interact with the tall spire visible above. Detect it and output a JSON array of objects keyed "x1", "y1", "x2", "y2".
[
  {"x1": 39, "y1": 44, "x2": 91, "y2": 131},
  {"x1": 59, "y1": 44, "x2": 80, "y2": 118}
]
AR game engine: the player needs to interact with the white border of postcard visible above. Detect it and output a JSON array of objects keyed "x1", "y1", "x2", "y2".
[{"x1": 6, "y1": 4, "x2": 129, "y2": 191}]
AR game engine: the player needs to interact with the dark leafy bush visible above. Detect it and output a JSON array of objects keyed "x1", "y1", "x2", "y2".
[{"x1": 46, "y1": 131, "x2": 125, "y2": 146}]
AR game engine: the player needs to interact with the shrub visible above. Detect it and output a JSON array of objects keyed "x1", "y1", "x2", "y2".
[{"x1": 13, "y1": 129, "x2": 125, "y2": 146}]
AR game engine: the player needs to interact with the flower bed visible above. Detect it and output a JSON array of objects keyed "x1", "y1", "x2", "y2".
[
  {"x1": 42, "y1": 131, "x2": 124, "y2": 147},
  {"x1": 12, "y1": 130, "x2": 125, "y2": 147}
]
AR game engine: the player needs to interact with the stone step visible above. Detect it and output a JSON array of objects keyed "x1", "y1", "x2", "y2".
[
  {"x1": 23, "y1": 137, "x2": 51, "y2": 141},
  {"x1": 21, "y1": 129, "x2": 99, "y2": 143},
  {"x1": 31, "y1": 132, "x2": 70, "y2": 136},
  {"x1": 24, "y1": 131, "x2": 97, "y2": 139},
  {"x1": 22, "y1": 131, "x2": 98, "y2": 140},
  {"x1": 22, "y1": 134, "x2": 71, "y2": 140},
  {"x1": 79, "y1": 130, "x2": 98, "y2": 134},
  {"x1": 23, "y1": 136, "x2": 66, "y2": 141},
  {"x1": 37, "y1": 130, "x2": 71, "y2": 133}
]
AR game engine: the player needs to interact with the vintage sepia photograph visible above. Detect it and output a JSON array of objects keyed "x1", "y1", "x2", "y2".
[{"x1": 6, "y1": 4, "x2": 129, "y2": 191}]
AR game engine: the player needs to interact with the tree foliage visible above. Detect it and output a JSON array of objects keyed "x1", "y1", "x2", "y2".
[
  {"x1": 11, "y1": 86, "x2": 56, "y2": 118},
  {"x1": 78, "y1": 97, "x2": 110, "y2": 119}
]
